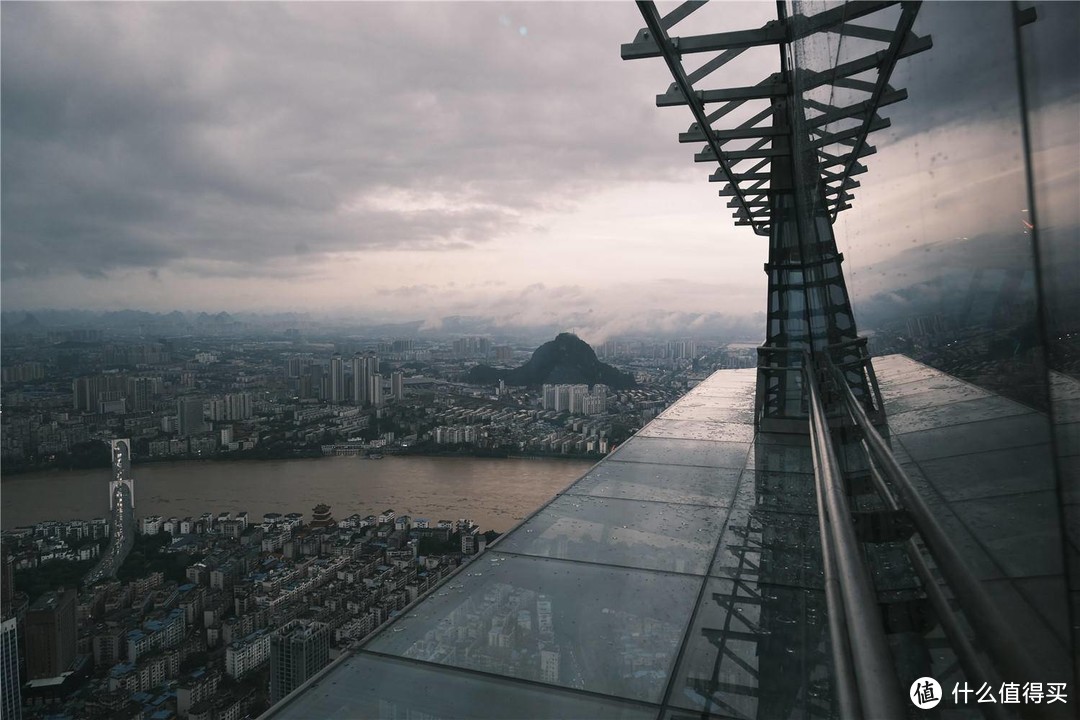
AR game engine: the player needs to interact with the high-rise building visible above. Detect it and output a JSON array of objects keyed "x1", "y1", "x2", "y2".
[
  {"x1": 350, "y1": 354, "x2": 379, "y2": 406},
  {"x1": 390, "y1": 371, "x2": 404, "y2": 400},
  {"x1": 125, "y1": 376, "x2": 159, "y2": 412},
  {"x1": 350, "y1": 355, "x2": 366, "y2": 406},
  {"x1": 208, "y1": 398, "x2": 227, "y2": 422},
  {"x1": 451, "y1": 336, "x2": 492, "y2": 359},
  {"x1": 225, "y1": 393, "x2": 253, "y2": 421},
  {"x1": 370, "y1": 373, "x2": 384, "y2": 407},
  {"x1": 306, "y1": 363, "x2": 325, "y2": 401},
  {"x1": 541, "y1": 384, "x2": 558, "y2": 410},
  {"x1": 1, "y1": 545, "x2": 12, "y2": 615},
  {"x1": 24, "y1": 587, "x2": 77, "y2": 680},
  {"x1": 285, "y1": 355, "x2": 312, "y2": 378},
  {"x1": 177, "y1": 398, "x2": 205, "y2": 436},
  {"x1": 329, "y1": 355, "x2": 345, "y2": 404},
  {"x1": 72, "y1": 374, "x2": 127, "y2": 413},
  {"x1": 567, "y1": 385, "x2": 589, "y2": 414},
  {"x1": 0, "y1": 617, "x2": 20, "y2": 720},
  {"x1": 270, "y1": 620, "x2": 331, "y2": 704},
  {"x1": 287, "y1": 355, "x2": 314, "y2": 397},
  {"x1": 225, "y1": 630, "x2": 270, "y2": 679},
  {"x1": 541, "y1": 384, "x2": 604, "y2": 415}
]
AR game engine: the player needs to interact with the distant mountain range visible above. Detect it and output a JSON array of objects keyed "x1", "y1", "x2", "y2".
[
  {"x1": 466, "y1": 332, "x2": 636, "y2": 389},
  {"x1": 0, "y1": 308, "x2": 765, "y2": 345}
]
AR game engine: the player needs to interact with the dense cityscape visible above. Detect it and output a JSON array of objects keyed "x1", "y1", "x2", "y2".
[
  {"x1": 0, "y1": 316, "x2": 757, "y2": 719},
  {"x1": 0, "y1": 315, "x2": 757, "y2": 472}
]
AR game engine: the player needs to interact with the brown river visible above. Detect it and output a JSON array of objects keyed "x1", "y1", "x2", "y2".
[{"x1": 1, "y1": 456, "x2": 596, "y2": 533}]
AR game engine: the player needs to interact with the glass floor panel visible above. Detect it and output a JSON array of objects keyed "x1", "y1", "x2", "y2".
[
  {"x1": 737, "y1": 468, "x2": 815, "y2": 515},
  {"x1": 610, "y1": 436, "x2": 752, "y2": 469},
  {"x1": 710, "y1": 506, "x2": 825, "y2": 590},
  {"x1": 667, "y1": 390, "x2": 756, "y2": 408},
  {"x1": 746, "y1": 440, "x2": 815, "y2": 476},
  {"x1": 892, "y1": 413, "x2": 1052, "y2": 461},
  {"x1": 878, "y1": 366, "x2": 964, "y2": 387},
  {"x1": 947, "y1": 490, "x2": 1066, "y2": 579},
  {"x1": 1050, "y1": 371, "x2": 1080, "y2": 401},
  {"x1": 881, "y1": 384, "x2": 993, "y2": 413},
  {"x1": 1053, "y1": 398, "x2": 1080, "y2": 424},
  {"x1": 694, "y1": 369, "x2": 757, "y2": 385},
  {"x1": 668, "y1": 577, "x2": 836, "y2": 719},
  {"x1": 267, "y1": 652, "x2": 659, "y2": 720},
  {"x1": 655, "y1": 402, "x2": 756, "y2": 424},
  {"x1": 981, "y1": 576, "x2": 1072, "y2": 683},
  {"x1": 684, "y1": 389, "x2": 758, "y2": 403},
  {"x1": 639, "y1": 419, "x2": 756, "y2": 443},
  {"x1": 886, "y1": 395, "x2": 1034, "y2": 435},
  {"x1": 913, "y1": 444, "x2": 1057, "y2": 502},
  {"x1": 564, "y1": 461, "x2": 741, "y2": 508},
  {"x1": 687, "y1": 378, "x2": 757, "y2": 392},
  {"x1": 364, "y1": 553, "x2": 702, "y2": 704},
  {"x1": 1056, "y1": 422, "x2": 1080, "y2": 458},
  {"x1": 494, "y1": 494, "x2": 725, "y2": 576}
]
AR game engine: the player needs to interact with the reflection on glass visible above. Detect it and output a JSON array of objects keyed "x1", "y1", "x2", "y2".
[
  {"x1": 565, "y1": 461, "x2": 742, "y2": 508},
  {"x1": 1020, "y1": 0, "x2": 1080, "y2": 663},
  {"x1": 496, "y1": 494, "x2": 725, "y2": 575},
  {"x1": 610, "y1": 436, "x2": 751, "y2": 469},
  {"x1": 268, "y1": 653, "x2": 657, "y2": 720},
  {"x1": 669, "y1": 577, "x2": 834, "y2": 719},
  {"x1": 639, "y1": 419, "x2": 756, "y2": 443},
  {"x1": 366, "y1": 553, "x2": 701, "y2": 703}
]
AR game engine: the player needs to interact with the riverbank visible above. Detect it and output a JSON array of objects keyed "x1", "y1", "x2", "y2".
[
  {"x1": 2, "y1": 454, "x2": 594, "y2": 533},
  {"x1": 1, "y1": 445, "x2": 601, "y2": 477}
]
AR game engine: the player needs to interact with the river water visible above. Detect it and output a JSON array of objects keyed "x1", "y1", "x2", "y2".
[{"x1": 0, "y1": 456, "x2": 596, "y2": 533}]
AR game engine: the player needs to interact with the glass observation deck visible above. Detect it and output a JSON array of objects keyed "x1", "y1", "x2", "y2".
[
  {"x1": 263, "y1": 0, "x2": 1077, "y2": 717},
  {"x1": 263, "y1": 357, "x2": 1070, "y2": 718},
  {"x1": 260, "y1": 368, "x2": 754, "y2": 719}
]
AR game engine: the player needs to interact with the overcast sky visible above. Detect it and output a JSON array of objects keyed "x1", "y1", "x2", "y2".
[
  {"x1": 1, "y1": 2, "x2": 778, "y2": 328},
  {"x1": 3, "y1": 2, "x2": 1075, "y2": 339}
]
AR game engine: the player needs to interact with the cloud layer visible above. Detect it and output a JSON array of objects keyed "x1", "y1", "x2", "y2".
[
  {"x1": 3, "y1": 3, "x2": 717, "y2": 282},
  {"x1": 3, "y1": 1, "x2": 1076, "y2": 339}
]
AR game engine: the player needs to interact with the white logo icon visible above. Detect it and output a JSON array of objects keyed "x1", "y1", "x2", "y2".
[{"x1": 911, "y1": 677, "x2": 942, "y2": 709}]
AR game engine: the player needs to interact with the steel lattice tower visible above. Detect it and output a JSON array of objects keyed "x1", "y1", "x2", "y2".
[{"x1": 623, "y1": 0, "x2": 929, "y2": 431}]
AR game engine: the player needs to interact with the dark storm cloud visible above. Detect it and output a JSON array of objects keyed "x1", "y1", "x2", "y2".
[{"x1": 1, "y1": 2, "x2": 683, "y2": 280}]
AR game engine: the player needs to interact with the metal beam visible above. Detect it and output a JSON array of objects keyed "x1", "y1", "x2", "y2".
[
  {"x1": 680, "y1": 122, "x2": 785, "y2": 143},
  {"x1": 624, "y1": 0, "x2": 928, "y2": 232},
  {"x1": 622, "y1": 22, "x2": 786, "y2": 60},
  {"x1": 802, "y1": 33, "x2": 931, "y2": 92},
  {"x1": 809, "y1": 117, "x2": 890, "y2": 149},
  {"x1": 805, "y1": 90, "x2": 907, "y2": 128},
  {"x1": 657, "y1": 79, "x2": 786, "y2": 106},
  {"x1": 695, "y1": 146, "x2": 786, "y2": 162},
  {"x1": 830, "y1": 3, "x2": 930, "y2": 221},
  {"x1": 711, "y1": 171, "x2": 770, "y2": 182},
  {"x1": 819, "y1": 145, "x2": 876, "y2": 166},
  {"x1": 660, "y1": 0, "x2": 706, "y2": 30},
  {"x1": 632, "y1": 1, "x2": 766, "y2": 234},
  {"x1": 622, "y1": 1, "x2": 898, "y2": 60}
]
